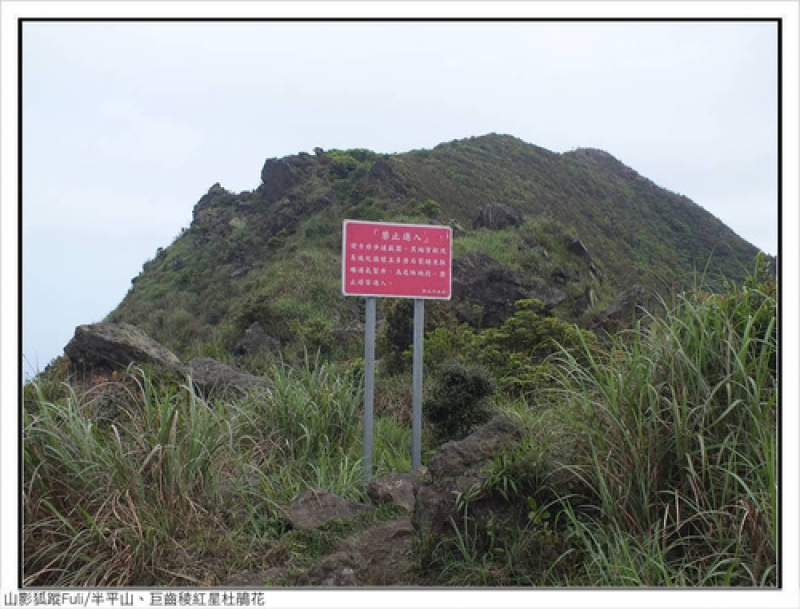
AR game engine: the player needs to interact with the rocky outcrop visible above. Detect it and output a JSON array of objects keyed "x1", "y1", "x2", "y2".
[
  {"x1": 568, "y1": 238, "x2": 603, "y2": 282},
  {"x1": 473, "y1": 201, "x2": 524, "y2": 230},
  {"x1": 184, "y1": 357, "x2": 269, "y2": 398},
  {"x1": 452, "y1": 251, "x2": 566, "y2": 327},
  {"x1": 64, "y1": 322, "x2": 268, "y2": 398},
  {"x1": 261, "y1": 191, "x2": 334, "y2": 239},
  {"x1": 412, "y1": 414, "x2": 523, "y2": 541},
  {"x1": 221, "y1": 416, "x2": 522, "y2": 587},
  {"x1": 64, "y1": 322, "x2": 182, "y2": 377},
  {"x1": 260, "y1": 158, "x2": 300, "y2": 203},
  {"x1": 349, "y1": 158, "x2": 412, "y2": 206},
  {"x1": 232, "y1": 321, "x2": 281, "y2": 360},
  {"x1": 192, "y1": 183, "x2": 237, "y2": 226}
]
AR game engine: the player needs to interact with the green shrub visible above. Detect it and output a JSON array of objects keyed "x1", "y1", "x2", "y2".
[
  {"x1": 417, "y1": 198, "x2": 442, "y2": 218},
  {"x1": 424, "y1": 361, "x2": 496, "y2": 442}
]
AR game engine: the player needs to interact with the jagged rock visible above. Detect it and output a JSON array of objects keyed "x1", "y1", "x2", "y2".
[
  {"x1": 64, "y1": 322, "x2": 182, "y2": 377},
  {"x1": 286, "y1": 488, "x2": 374, "y2": 531},
  {"x1": 192, "y1": 183, "x2": 236, "y2": 225},
  {"x1": 260, "y1": 158, "x2": 300, "y2": 202},
  {"x1": 184, "y1": 357, "x2": 268, "y2": 398},
  {"x1": 367, "y1": 472, "x2": 422, "y2": 513},
  {"x1": 473, "y1": 201, "x2": 524, "y2": 230},
  {"x1": 568, "y1": 238, "x2": 603, "y2": 282},
  {"x1": 349, "y1": 158, "x2": 411, "y2": 206},
  {"x1": 262, "y1": 191, "x2": 334, "y2": 239},
  {"x1": 591, "y1": 284, "x2": 653, "y2": 332},
  {"x1": 567, "y1": 238, "x2": 591, "y2": 260},
  {"x1": 412, "y1": 414, "x2": 522, "y2": 541},
  {"x1": 452, "y1": 251, "x2": 566, "y2": 327},
  {"x1": 233, "y1": 322, "x2": 281, "y2": 360}
]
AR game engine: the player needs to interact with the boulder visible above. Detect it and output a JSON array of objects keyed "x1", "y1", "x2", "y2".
[
  {"x1": 473, "y1": 201, "x2": 524, "y2": 230},
  {"x1": 427, "y1": 415, "x2": 522, "y2": 479},
  {"x1": 367, "y1": 472, "x2": 422, "y2": 513},
  {"x1": 184, "y1": 357, "x2": 269, "y2": 398},
  {"x1": 452, "y1": 251, "x2": 566, "y2": 327},
  {"x1": 412, "y1": 414, "x2": 522, "y2": 541},
  {"x1": 64, "y1": 322, "x2": 182, "y2": 376},
  {"x1": 286, "y1": 488, "x2": 374, "y2": 531}
]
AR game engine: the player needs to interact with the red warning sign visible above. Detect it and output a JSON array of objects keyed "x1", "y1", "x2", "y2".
[{"x1": 342, "y1": 220, "x2": 452, "y2": 299}]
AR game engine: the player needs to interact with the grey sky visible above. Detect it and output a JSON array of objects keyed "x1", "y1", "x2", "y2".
[{"x1": 18, "y1": 18, "x2": 780, "y2": 377}]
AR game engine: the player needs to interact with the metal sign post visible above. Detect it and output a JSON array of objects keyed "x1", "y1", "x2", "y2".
[
  {"x1": 412, "y1": 298, "x2": 424, "y2": 469},
  {"x1": 363, "y1": 297, "x2": 377, "y2": 483},
  {"x1": 341, "y1": 220, "x2": 452, "y2": 483}
]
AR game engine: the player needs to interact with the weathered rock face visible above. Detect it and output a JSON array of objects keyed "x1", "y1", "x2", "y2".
[
  {"x1": 64, "y1": 322, "x2": 182, "y2": 376},
  {"x1": 232, "y1": 321, "x2": 281, "y2": 360},
  {"x1": 192, "y1": 183, "x2": 237, "y2": 226},
  {"x1": 286, "y1": 488, "x2": 374, "y2": 531},
  {"x1": 412, "y1": 414, "x2": 523, "y2": 541},
  {"x1": 261, "y1": 191, "x2": 334, "y2": 239},
  {"x1": 452, "y1": 251, "x2": 566, "y2": 327},
  {"x1": 184, "y1": 357, "x2": 269, "y2": 398},
  {"x1": 473, "y1": 201, "x2": 524, "y2": 230},
  {"x1": 260, "y1": 158, "x2": 300, "y2": 203},
  {"x1": 568, "y1": 238, "x2": 603, "y2": 283}
]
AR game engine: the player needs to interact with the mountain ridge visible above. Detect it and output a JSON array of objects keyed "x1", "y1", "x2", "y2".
[{"x1": 104, "y1": 133, "x2": 763, "y2": 362}]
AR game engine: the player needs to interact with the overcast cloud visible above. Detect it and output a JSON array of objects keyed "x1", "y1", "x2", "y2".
[{"x1": 18, "y1": 17, "x2": 780, "y2": 377}]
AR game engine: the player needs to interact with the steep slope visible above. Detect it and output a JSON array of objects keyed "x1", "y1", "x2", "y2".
[{"x1": 105, "y1": 134, "x2": 762, "y2": 361}]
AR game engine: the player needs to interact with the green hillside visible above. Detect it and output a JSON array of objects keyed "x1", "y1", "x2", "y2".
[
  {"x1": 106, "y1": 133, "x2": 762, "y2": 363},
  {"x1": 26, "y1": 134, "x2": 777, "y2": 588}
]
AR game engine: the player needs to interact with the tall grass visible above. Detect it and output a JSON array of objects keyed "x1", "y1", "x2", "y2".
[
  {"x1": 549, "y1": 265, "x2": 777, "y2": 585},
  {"x1": 23, "y1": 358, "x2": 410, "y2": 586},
  {"x1": 23, "y1": 372, "x2": 234, "y2": 585}
]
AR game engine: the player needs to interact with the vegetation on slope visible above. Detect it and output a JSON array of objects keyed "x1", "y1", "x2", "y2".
[
  {"x1": 418, "y1": 258, "x2": 777, "y2": 586},
  {"x1": 23, "y1": 260, "x2": 777, "y2": 586},
  {"x1": 24, "y1": 134, "x2": 774, "y2": 587},
  {"x1": 104, "y1": 134, "x2": 763, "y2": 363}
]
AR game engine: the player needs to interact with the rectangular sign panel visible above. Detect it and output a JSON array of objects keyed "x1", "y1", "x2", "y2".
[{"x1": 342, "y1": 220, "x2": 452, "y2": 299}]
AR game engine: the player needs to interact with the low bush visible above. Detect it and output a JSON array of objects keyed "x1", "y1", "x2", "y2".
[{"x1": 424, "y1": 361, "x2": 496, "y2": 442}]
